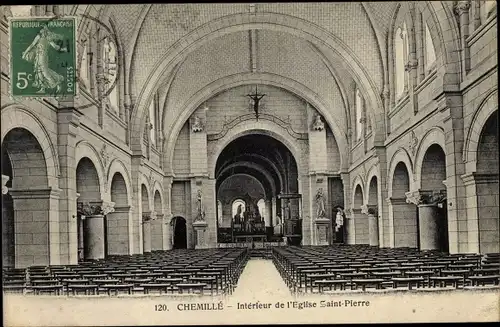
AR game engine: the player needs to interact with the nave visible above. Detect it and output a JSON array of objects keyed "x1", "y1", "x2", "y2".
[{"x1": 3, "y1": 245, "x2": 499, "y2": 297}]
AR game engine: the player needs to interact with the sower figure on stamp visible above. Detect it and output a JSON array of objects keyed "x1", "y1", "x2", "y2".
[{"x1": 22, "y1": 25, "x2": 68, "y2": 93}]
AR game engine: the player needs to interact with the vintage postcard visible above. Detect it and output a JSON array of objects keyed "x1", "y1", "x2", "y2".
[{"x1": 1, "y1": 2, "x2": 499, "y2": 326}]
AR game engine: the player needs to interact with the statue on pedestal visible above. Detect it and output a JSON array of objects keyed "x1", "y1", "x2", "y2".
[
  {"x1": 315, "y1": 188, "x2": 326, "y2": 218},
  {"x1": 194, "y1": 189, "x2": 206, "y2": 222}
]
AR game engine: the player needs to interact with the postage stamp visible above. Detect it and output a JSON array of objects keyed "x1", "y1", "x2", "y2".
[{"x1": 9, "y1": 16, "x2": 77, "y2": 98}]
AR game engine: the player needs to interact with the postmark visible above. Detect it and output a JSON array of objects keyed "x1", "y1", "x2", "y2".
[{"x1": 9, "y1": 16, "x2": 77, "y2": 98}]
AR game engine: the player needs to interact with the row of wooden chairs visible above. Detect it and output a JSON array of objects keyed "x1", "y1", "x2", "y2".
[
  {"x1": 3, "y1": 248, "x2": 250, "y2": 296},
  {"x1": 272, "y1": 245, "x2": 500, "y2": 293}
]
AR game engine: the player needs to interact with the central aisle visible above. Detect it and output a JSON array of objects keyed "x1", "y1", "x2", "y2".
[{"x1": 231, "y1": 258, "x2": 293, "y2": 301}]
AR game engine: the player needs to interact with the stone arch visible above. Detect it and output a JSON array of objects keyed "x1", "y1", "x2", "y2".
[
  {"x1": 75, "y1": 141, "x2": 106, "y2": 196},
  {"x1": 1, "y1": 105, "x2": 59, "y2": 189},
  {"x1": 388, "y1": 148, "x2": 414, "y2": 197},
  {"x1": 365, "y1": 164, "x2": 380, "y2": 205},
  {"x1": 367, "y1": 176, "x2": 379, "y2": 207},
  {"x1": 353, "y1": 183, "x2": 364, "y2": 209},
  {"x1": 413, "y1": 127, "x2": 446, "y2": 190},
  {"x1": 110, "y1": 172, "x2": 128, "y2": 207},
  {"x1": 106, "y1": 158, "x2": 132, "y2": 204},
  {"x1": 164, "y1": 73, "x2": 348, "y2": 173},
  {"x1": 208, "y1": 123, "x2": 303, "y2": 179},
  {"x1": 130, "y1": 12, "x2": 384, "y2": 156},
  {"x1": 140, "y1": 183, "x2": 151, "y2": 212},
  {"x1": 218, "y1": 162, "x2": 277, "y2": 197},
  {"x1": 464, "y1": 89, "x2": 498, "y2": 173},
  {"x1": 153, "y1": 183, "x2": 164, "y2": 213}
]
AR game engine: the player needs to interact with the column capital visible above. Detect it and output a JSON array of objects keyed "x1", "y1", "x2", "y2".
[
  {"x1": 455, "y1": 0, "x2": 471, "y2": 15},
  {"x1": 77, "y1": 200, "x2": 115, "y2": 216},
  {"x1": 361, "y1": 204, "x2": 378, "y2": 215},
  {"x1": 2, "y1": 175, "x2": 10, "y2": 194},
  {"x1": 142, "y1": 211, "x2": 157, "y2": 222},
  {"x1": 405, "y1": 190, "x2": 447, "y2": 206}
]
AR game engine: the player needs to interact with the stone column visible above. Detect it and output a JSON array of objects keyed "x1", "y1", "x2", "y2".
[
  {"x1": 362, "y1": 205, "x2": 379, "y2": 247},
  {"x1": 265, "y1": 199, "x2": 272, "y2": 227},
  {"x1": 106, "y1": 205, "x2": 130, "y2": 255},
  {"x1": 142, "y1": 211, "x2": 155, "y2": 253},
  {"x1": 352, "y1": 207, "x2": 369, "y2": 244},
  {"x1": 462, "y1": 173, "x2": 499, "y2": 253},
  {"x1": 387, "y1": 197, "x2": 418, "y2": 248},
  {"x1": 78, "y1": 201, "x2": 114, "y2": 260},
  {"x1": 271, "y1": 197, "x2": 277, "y2": 225},
  {"x1": 57, "y1": 106, "x2": 82, "y2": 265},
  {"x1": 9, "y1": 188, "x2": 61, "y2": 268},
  {"x1": 344, "y1": 208, "x2": 356, "y2": 245},
  {"x1": 163, "y1": 176, "x2": 173, "y2": 250},
  {"x1": 151, "y1": 213, "x2": 165, "y2": 251},
  {"x1": 456, "y1": 1, "x2": 471, "y2": 74},
  {"x1": 406, "y1": 190, "x2": 447, "y2": 251}
]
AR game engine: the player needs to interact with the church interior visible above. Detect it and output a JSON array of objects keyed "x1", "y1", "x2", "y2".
[{"x1": 1, "y1": 2, "x2": 499, "y2": 297}]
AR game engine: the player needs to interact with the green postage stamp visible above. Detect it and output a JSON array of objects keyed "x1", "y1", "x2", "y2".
[{"x1": 9, "y1": 16, "x2": 77, "y2": 98}]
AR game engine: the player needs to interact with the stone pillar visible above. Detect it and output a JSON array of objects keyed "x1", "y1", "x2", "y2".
[
  {"x1": 142, "y1": 211, "x2": 154, "y2": 253},
  {"x1": 352, "y1": 207, "x2": 369, "y2": 244},
  {"x1": 344, "y1": 209, "x2": 356, "y2": 245},
  {"x1": 57, "y1": 106, "x2": 82, "y2": 265},
  {"x1": 2, "y1": 175, "x2": 9, "y2": 194},
  {"x1": 84, "y1": 215, "x2": 105, "y2": 260},
  {"x1": 78, "y1": 201, "x2": 114, "y2": 260},
  {"x1": 462, "y1": 173, "x2": 499, "y2": 253},
  {"x1": 456, "y1": 1, "x2": 471, "y2": 74},
  {"x1": 265, "y1": 199, "x2": 272, "y2": 227},
  {"x1": 271, "y1": 197, "x2": 277, "y2": 225},
  {"x1": 315, "y1": 218, "x2": 330, "y2": 246},
  {"x1": 106, "y1": 205, "x2": 131, "y2": 255},
  {"x1": 9, "y1": 188, "x2": 62, "y2": 268},
  {"x1": 151, "y1": 213, "x2": 165, "y2": 251},
  {"x1": 163, "y1": 177, "x2": 173, "y2": 250},
  {"x1": 406, "y1": 190, "x2": 447, "y2": 251},
  {"x1": 362, "y1": 205, "x2": 379, "y2": 247},
  {"x1": 193, "y1": 220, "x2": 209, "y2": 249},
  {"x1": 387, "y1": 197, "x2": 418, "y2": 248}
]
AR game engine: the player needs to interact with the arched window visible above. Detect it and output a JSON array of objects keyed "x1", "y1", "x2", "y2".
[
  {"x1": 102, "y1": 37, "x2": 119, "y2": 113},
  {"x1": 424, "y1": 23, "x2": 436, "y2": 73},
  {"x1": 148, "y1": 99, "x2": 156, "y2": 147},
  {"x1": 355, "y1": 88, "x2": 363, "y2": 140},
  {"x1": 232, "y1": 199, "x2": 246, "y2": 218},
  {"x1": 257, "y1": 199, "x2": 266, "y2": 220},
  {"x1": 394, "y1": 23, "x2": 408, "y2": 100},
  {"x1": 80, "y1": 43, "x2": 90, "y2": 89}
]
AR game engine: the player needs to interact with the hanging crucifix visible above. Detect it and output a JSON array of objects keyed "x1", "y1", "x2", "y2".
[{"x1": 246, "y1": 86, "x2": 266, "y2": 120}]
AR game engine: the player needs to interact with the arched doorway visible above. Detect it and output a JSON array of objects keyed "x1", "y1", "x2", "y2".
[
  {"x1": 391, "y1": 162, "x2": 418, "y2": 248},
  {"x1": 367, "y1": 176, "x2": 380, "y2": 247},
  {"x1": 420, "y1": 144, "x2": 449, "y2": 252},
  {"x1": 2, "y1": 128, "x2": 51, "y2": 268},
  {"x1": 171, "y1": 216, "x2": 187, "y2": 249},
  {"x1": 76, "y1": 157, "x2": 103, "y2": 260},
  {"x1": 109, "y1": 172, "x2": 129, "y2": 255},
  {"x1": 215, "y1": 134, "x2": 300, "y2": 245},
  {"x1": 476, "y1": 110, "x2": 499, "y2": 253}
]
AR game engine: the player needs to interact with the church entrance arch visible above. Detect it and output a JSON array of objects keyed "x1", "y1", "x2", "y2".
[{"x1": 215, "y1": 134, "x2": 301, "y2": 246}]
